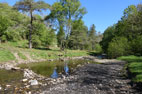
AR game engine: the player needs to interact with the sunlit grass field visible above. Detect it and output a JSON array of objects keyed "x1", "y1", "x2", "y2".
[{"x1": 0, "y1": 40, "x2": 89, "y2": 63}]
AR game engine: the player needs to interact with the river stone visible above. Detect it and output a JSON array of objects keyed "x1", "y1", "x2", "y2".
[
  {"x1": 29, "y1": 79, "x2": 38, "y2": 86},
  {"x1": 24, "y1": 69, "x2": 37, "y2": 79},
  {"x1": 22, "y1": 79, "x2": 28, "y2": 82},
  {"x1": 0, "y1": 86, "x2": 2, "y2": 90}
]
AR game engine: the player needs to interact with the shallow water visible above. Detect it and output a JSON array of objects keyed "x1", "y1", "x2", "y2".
[
  {"x1": 0, "y1": 69, "x2": 23, "y2": 92},
  {"x1": 18, "y1": 59, "x2": 97, "y2": 77}
]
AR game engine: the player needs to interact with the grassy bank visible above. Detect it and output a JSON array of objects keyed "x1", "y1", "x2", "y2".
[
  {"x1": 0, "y1": 41, "x2": 89, "y2": 63},
  {"x1": 118, "y1": 56, "x2": 142, "y2": 83}
]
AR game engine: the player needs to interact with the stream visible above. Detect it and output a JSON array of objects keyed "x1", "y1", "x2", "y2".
[{"x1": 0, "y1": 56, "x2": 141, "y2": 94}]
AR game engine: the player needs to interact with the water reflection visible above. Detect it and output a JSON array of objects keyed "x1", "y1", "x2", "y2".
[
  {"x1": 64, "y1": 63, "x2": 69, "y2": 75},
  {"x1": 51, "y1": 62, "x2": 70, "y2": 78},
  {"x1": 51, "y1": 67, "x2": 58, "y2": 78}
]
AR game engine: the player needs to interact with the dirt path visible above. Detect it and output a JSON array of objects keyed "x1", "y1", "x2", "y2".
[{"x1": 41, "y1": 61, "x2": 141, "y2": 94}]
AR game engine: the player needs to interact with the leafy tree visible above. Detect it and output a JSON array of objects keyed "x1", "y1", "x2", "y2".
[
  {"x1": 0, "y1": 3, "x2": 29, "y2": 42},
  {"x1": 0, "y1": 15, "x2": 10, "y2": 42},
  {"x1": 88, "y1": 24, "x2": 96, "y2": 50},
  {"x1": 100, "y1": 25, "x2": 115, "y2": 53},
  {"x1": 101, "y1": 4, "x2": 142, "y2": 57},
  {"x1": 57, "y1": 25, "x2": 65, "y2": 50},
  {"x1": 46, "y1": 0, "x2": 87, "y2": 37},
  {"x1": 62, "y1": 0, "x2": 87, "y2": 36},
  {"x1": 31, "y1": 20, "x2": 56, "y2": 48},
  {"x1": 68, "y1": 19, "x2": 88, "y2": 50},
  {"x1": 14, "y1": 0, "x2": 50, "y2": 48}
]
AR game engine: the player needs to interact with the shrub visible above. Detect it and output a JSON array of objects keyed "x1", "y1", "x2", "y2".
[
  {"x1": 107, "y1": 37, "x2": 130, "y2": 58},
  {"x1": 32, "y1": 35, "x2": 41, "y2": 48},
  {"x1": 95, "y1": 44, "x2": 103, "y2": 53},
  {"x1": 130, "y1": 35, "x2": 142, "y2": 56}
]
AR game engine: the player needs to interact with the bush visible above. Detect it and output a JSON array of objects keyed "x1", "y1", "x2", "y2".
[
  {"x1": 95, "y1": 44, "x2": 102, "y2": 53},
  {"x1": 130, "y1": 35, "x2": 142, "y2": 56},
  {"x1": 32, "y1": 35, "x2": 41, "y2": 48},
  {"x1": 107, "y1": 37, "x2": 130, "y2": 58}
]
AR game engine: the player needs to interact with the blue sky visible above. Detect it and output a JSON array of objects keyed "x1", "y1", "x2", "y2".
[{"x1": 0, "y1": 0, "x2": 141, "y2": 33}]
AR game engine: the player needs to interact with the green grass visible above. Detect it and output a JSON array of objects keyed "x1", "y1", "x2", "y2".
[
  {"x1": 0, "y1": 41, "x2": 89, "y2": 63},
  {"x1": 117, "y1": 55, "x2": 142, "y2": 63},
  {"x1": 118, "y1": 55, "x2": 142, "y2": 83},
  {"x1": 0, "y1": 49, "x2": 15, "y2": 62},
  {"x1": 129, "y1": 62, "x2": 142, "y2": 74},
  {"x1": 133, "y1": 74, "x2": 142, "y2": 82},
  {"x1": 18, "y1": 52, "x2": 27, "y2": 60}
]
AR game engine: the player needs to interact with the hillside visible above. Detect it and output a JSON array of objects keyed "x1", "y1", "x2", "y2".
[{"x1": 0, "y1": 41, "x2": 89, "y2": 64}]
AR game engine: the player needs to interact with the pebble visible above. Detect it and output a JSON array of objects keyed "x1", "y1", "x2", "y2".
[
  {"x1": 22, "y1": 79, "x2": 28, "y2": 82},
  {"x1": 29, "y1": 79, "x2": 38, "y2": 86},
  {"x1": 6, "y1": 85, "x2": 11, "y2": 87}
]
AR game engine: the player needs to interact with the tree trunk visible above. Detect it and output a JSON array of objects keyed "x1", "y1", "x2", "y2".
[{"x1": 29, "y1": 11, "x2": 33, "y2": 49}]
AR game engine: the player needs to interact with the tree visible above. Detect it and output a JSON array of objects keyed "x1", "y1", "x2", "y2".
[
  {"x1": 0, "y1": 3, "x2": 29, "y2": 42},
  {"x1": 46, "y1": 0, "x2": 87, "y2": 37},
  {"x1": 31, "y1": 19, "x2": 56, "y2": 48},
  {"x1": 100, "y1": 25, "x2": 115, "y2": 53},
  {"x1": 14, "y1": 0, "x2": 50, "y2": 48},
  {"x1": 61, "y1": 0, "x2": 87, "y2": 36},
  {"x1": 88, "y1": 24, "x2": 97, "y2": 50},
  {"x1": 68, "y1": 19, "x2": 88, "y2": 50},
  {"x1": 57, "y1": 25, "x2": 65, "y2": 50},
  {"x1": 0, "y1": 15, "x2": 10, "y2": 42}
]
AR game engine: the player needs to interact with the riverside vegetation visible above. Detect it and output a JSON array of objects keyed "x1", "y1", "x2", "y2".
[{"x1": 0, "y1": 0, "x2": 142, "y2": 94}]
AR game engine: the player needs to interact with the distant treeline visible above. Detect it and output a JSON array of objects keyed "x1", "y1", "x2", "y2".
[{"x1": 101, "y1": 4, "x2": 142, "y2": 58}]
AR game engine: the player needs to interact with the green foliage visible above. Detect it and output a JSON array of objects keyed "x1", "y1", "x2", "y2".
[
  {"x1": 68, "y1": 20, "x2": 88, "y2": 50},
  {"x1": 100, "y1": 25, "x2": 115, "y2": 53},
  {"x1": 107, "y1": 37, "x2": 130, "y2": 58},
  {"x1": 95, "y1": 44, "x2": 102, "y2": 53},
  {"x1": 46, "y1": 0, "x2": 87, "y2": 49},
  {"x1": 45, "y1": 29, "x2": 56, "y2": 47},
  {"x1": 14, "y1": 0, "x2": 51, "y2": 48},
  {"x1": 0, "y1": 15, "x2": 10, "y2": 41},
  {"x1": 88, "y1": 24, "x2": 97, "y2": 50},
  {"x1": 57, "y1": 25, "x2": 65, "y2": 50},
  {"x1": 31, "y1": 20, "x2": 56, "y2": 48},
  {"x1": 0, "y1": 3, "x2": 28, "y2": 42},
  {"x1": 130, "y1": 35, "x2": 142, "y2": 56},
  {"x1": 101, "y1": 4, "x2": 142, "y2": 57}
]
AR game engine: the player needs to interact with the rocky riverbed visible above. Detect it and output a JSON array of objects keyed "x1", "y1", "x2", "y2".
[
  {"x1": 0, "y1": 57, "x2": 142, "y2": 94},
  {"x1": 40, "y1": 61, "x2": 142, "y2": 94}
]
